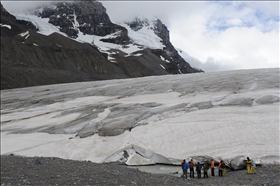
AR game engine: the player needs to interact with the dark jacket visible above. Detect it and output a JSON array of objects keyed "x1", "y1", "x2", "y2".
[
  {"x1": 203, "y1": 162, "x2": 209, "y2": 171},
  {"x1": 196, "y1": 162, "x2": 202, "y2": 172}
]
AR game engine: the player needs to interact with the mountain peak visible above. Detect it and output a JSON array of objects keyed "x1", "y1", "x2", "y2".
[
  {"x1": 126, "y1": 17, "x2": 156, "y2": 31},
  {"x1": 33, "y1": 0, "x2": 129, "y2": 41}
]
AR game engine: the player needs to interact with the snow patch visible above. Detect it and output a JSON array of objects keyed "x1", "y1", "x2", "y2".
[
  {"x1": 108, "y1": 56, "x2": 116, "y2": 62},
  {"x1": 0, "y1": 24, "x2": 11, "y2": 29},
  {"x1": 121, "y1": 23, "x2": 165, "y2": 50},
  {"x1": 15, "y1": 14, "x2": 67, "y2": 37},
  {"x1": 18, "y1": 31, "x2": 29, "y2": 37},
  {"x1": 160, "y1": 64, "x2": 165, "y2": 69},
  {"x1": 160, "y1": 55, "x2": 170, "y2": 63},
  {"x1": 132, "y1": 53, "x2": 142, "y2": 57}
]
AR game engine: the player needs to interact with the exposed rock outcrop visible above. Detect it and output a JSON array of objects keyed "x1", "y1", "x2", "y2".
[
  {"x1": 35, "y1": 0, "x2": 129, "y2": 44},
  {"x1": 126, "y1": 18, "x2": 203, "y2": 74}
]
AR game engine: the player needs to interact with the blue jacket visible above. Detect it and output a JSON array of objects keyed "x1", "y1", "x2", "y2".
[
  {"x1": 183, "y1": 162, "x2": 190, "y2": 170},
  {"x1": 251, "y1": 160, "x2": 256, "y2": 168}
]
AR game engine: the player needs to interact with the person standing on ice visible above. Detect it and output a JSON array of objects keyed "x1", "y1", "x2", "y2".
[
  {"x1": 221, "y1": 161, "x2": 226, "y2": 176},
  {"x1": 189, "y1": 159, "x2": 195, "y2": 178},
  {"x1": 218, "y1": 160, "x2": 223, "y2": 176},
  {"x1": 183, "y1": 161, "x2": 190, "y2": 179},
  {"x1": 196, "y1": 162, "x2": 202, "y2": 178},
  {"x1": 251, "y1": 159, "x2": 257, "y2": 174},
  {"x1": 181, "y1": 159, "x2": 186, "y2": 177},
  {"x1": 202, "y1": 160, "x2": 209, "y2": 178},
  {"x1": 246, "y1": 157, "x2": 252, "y2": 174},
  {"x1": 210, "y1": 159, "x2": 215, "y2": 176}
]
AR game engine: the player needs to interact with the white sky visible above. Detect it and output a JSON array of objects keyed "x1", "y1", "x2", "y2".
[{"x1": 2, "y1": 1, "x2": 279, "y2": 72}]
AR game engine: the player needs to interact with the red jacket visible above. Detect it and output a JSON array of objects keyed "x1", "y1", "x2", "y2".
[{"x1": 181, "y1": 160, "x2": 186, "y2": 167}]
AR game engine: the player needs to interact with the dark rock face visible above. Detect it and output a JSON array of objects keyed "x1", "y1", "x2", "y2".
[
  {"x1": 153, "y1": 19, "x2": 170, "y2": 44},
  {"x1": 112, "y1": 49, "x2": 169, "y2": 78},
  {"x1": 1, "y1": 31, "x2": 129, "y2": 89},
  {"x1": 152, "y1": 19, "x2": 203, "y2": 73},
  {"x1": 35, "y1": 0, "x2": 129, "y2": 44}
]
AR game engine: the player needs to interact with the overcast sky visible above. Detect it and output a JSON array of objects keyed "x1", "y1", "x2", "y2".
[{"x1": 2, "y1": 1, "x2": 279, "y2": 72}]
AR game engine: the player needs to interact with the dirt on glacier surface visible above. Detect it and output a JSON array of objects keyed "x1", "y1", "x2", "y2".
[{"x1": 1, "y1": 155, "x2": 279, "y2": 186}]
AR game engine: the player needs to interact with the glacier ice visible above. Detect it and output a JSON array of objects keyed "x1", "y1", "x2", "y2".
[{"x1": 1, "y1": 68, "x2": 279, "y2": 168}]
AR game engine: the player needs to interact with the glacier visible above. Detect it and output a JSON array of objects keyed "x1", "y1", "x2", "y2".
[{"x1": 1, "y1": 68, "x2": 279, "y2": 168}]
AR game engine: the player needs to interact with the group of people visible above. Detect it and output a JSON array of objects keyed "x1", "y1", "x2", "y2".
[
  {"x1": 180, "y1": 158, "x2": 226, "y2": 179},
  {"x1": 246, "y1": 157, "x2": 257, "y2": 174}
]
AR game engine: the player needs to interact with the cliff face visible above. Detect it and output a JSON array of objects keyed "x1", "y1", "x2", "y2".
[
  {"x1": 154, "y1": 19, "x2": 202, "y2": 73},
  {"x1": 35, "y1": 1, "x2": 129, "y2": 44}
]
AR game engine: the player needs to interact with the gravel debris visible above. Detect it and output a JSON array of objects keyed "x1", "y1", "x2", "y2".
[{"x1": 1, "y1": 155, "x2": 279, "y2": 186}]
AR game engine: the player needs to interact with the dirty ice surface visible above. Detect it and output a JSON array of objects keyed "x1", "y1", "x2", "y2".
[{"x1": 1, "y1": 68, "x2": 279, "y2": 166}]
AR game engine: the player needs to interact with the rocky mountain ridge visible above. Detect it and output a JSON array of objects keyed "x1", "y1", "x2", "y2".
[
  {"x1": 35, "y1": 1, "x2": 129, "y2": 45},
  {"x1": 126, "y1": 17, "x2": 199, "y2": 74},
  {"x1": 1, "y1": 0, "x2": 203, "y2": 90}
]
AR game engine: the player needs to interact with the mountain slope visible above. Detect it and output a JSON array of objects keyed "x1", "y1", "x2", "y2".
[
  {"x1": 32, "y1": 0, "x2": 203, "y2": 74},
  {"x1": 1, "y1": 0, "x2": 203, "y2": 89},
  {"x1": 1, "y1": 3, "x2": 129, "y2": 89}
]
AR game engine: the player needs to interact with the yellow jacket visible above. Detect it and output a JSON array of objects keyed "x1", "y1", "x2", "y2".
[{"x1": 246, "y1": 160, "x2": 252, "y2": 167}]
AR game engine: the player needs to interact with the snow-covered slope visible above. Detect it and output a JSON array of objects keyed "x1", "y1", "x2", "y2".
[
  {"x1": 14, "y1": 13, "x2": 165, "y2": 62},
  {"x1": 15, "y1": 14, "x2": 67, "y2": 36},
  {"x1": 1, "y1": 68, "x2": 279, "y2": 167},
  {"x1": 176, "y1": 47, "x2": 203, "y2": 71}
]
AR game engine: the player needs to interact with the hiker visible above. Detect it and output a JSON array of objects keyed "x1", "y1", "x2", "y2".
[
  {"x1": 181, "y1": 159, "x2": 186, "y2": 177},
  {"x1": 246, "y1": 157, "x2": 252, "y2": 174},
  {"x1": 218, "y1": 160, "x2": 223, "y2": 176},
  {"x1": 196, "y1": 162, "x2": 202, "y2": 178},
  {"x1": 251, "y1": 159, "x2": 257, "y2": 174},
  {"x1": 183, "y1": 161, "x2": 190, "y2": 179},
  {"x1": 221, "y1": 160, "x2": 226, "y2": 176},
  {"x1": 203, "y1": 160, "x2": 209, "y2": 178},
  {"x1": 189, "y1": 159, "x2": 195, "y2": 178},
  {"x1": 210, "y1": 159, "x2": 215, "y2": 176}
]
